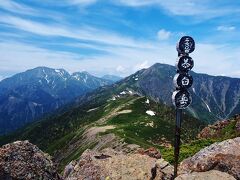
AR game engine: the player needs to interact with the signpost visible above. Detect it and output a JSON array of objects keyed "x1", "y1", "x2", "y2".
[{"x1": 172, "y1": 36, "x2": 195, "y2": 178}]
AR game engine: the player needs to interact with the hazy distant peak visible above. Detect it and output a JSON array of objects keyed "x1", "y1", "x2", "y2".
[
  {"x1": 151, "y1": 63, "x2": 175, "y2": 69},
  {"x1": 101, "y1": 75, "x2": 122, "y2": 82}
]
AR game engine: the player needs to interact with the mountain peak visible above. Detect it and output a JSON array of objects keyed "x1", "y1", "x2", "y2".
[
  {"x1": 0, "y1": 67, "x2": 113, "y2": 134},
  {"x1": 150, "y1": 63, "x2": 175, "y2": 70},
  {"x1": 23, "y1": 66, "x2": 70, "y2": 78},
  {"x1": 81, "y1": 71, "x2": 91, "y2": 75},
  {"x1": 72, "y1": 71, "x2": 91, "y2": 76},
  {"x1": 71, "y1": 71, "x2": 93, "y2": 81}
]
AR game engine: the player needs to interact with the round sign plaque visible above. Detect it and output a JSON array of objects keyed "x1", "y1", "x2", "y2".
[
  {"x1": 172, "y1": 90, "x2": 192, "y2": 109},
  {"x1": 176, "y1": 55, "x2": 194, "y2": 72},
  {"x1": 173, "y1": 73, "x2": 193, "y2": 89},
  {"x1": 177, "y1": 36, "x2": 195, "y2": 54}
]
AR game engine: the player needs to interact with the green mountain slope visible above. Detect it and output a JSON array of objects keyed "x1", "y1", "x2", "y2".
[{"x1": 0, "y1": 91, "x2": 205, "y2": 171}]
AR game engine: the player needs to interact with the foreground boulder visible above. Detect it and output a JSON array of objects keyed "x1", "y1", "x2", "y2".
[
  {"x1": 0, "y1": 140, "x2": 61, "y2": 180},
  {"x1": 64, "y1": 148, "x2": 173, "y2": 180},
  {"x1": 176, "y1": 170, "x2": 236, "y2": 180},
  {"x1": 179, "y1": 137, "x2": 240, "y2": 179}
]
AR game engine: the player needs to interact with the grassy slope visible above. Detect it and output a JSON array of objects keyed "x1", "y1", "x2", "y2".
[
  {"x1": 162, "y1": 117, "x2": 240, "y2": 163},
  {"x1": 2, "y1": 89, "x2": 238, "y2": 170},
  {"x1": 0, "y1": 93, "x2": 206, "y2": 170},
  {"x1": 99, "y1": 96, "x2": 208, "y2": 163}
]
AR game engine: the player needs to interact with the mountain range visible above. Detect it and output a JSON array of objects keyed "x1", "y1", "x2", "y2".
[
  {"x1": 1, "y1": 62, "x2": 240, "y2": 173},
  {"x1": 0, "y1": 67, "x2": 118, "y2": 134},
  {"x1": 76, "y1": 63, "x2": 240, "y2": 123},
  {"x1": 1, "y1": 63, "x2": 240, "y2": 136}
]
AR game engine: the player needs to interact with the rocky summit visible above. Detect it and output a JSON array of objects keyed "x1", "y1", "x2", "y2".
[
  {"x1": 179, "y1": 137, "x2": 240, "y2": 179},
  {"x1": 0, "y1": 140, "x2": 60, "y2": 180},
  {"x1": 0, "y1": 137, "x2": 240, "y2": 180},
  {"x1": 63, "y1": 148, "x2": 174, "y2": 180}
]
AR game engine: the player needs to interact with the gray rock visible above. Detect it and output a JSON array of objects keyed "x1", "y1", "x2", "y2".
[
  {"x1": 179, "y1": 137, "x2": 240, "y2": 179},
  {"x1": 64, "y1": 148, "x2": 173, "y2": 180},
  {"x1": 0, "y1": 140, "x2": 61, "y2": 180},
  {"x1": 176, "y1": 170, "x2": 236, "y2": 180}
]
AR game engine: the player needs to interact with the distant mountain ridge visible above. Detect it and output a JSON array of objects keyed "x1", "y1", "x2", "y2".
[
  {"x1": 76, "y1": 63, "x2": 240, "y2": 123},
  {"x1": 101, "y1": 75, "x2": 122, "y2": 82},
  {"x1": 1, "y1": 63, "x2": 240, "y2": 134},
  {"x1": 132, "y1": 63, "x2": 240, "y2": 122},
  {"x1": 0, "y1": 67, "x2": 113, "y2": 134}
]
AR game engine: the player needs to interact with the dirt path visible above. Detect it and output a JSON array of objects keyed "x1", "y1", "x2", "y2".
[
  {"x1": 96, "y1": 97, "x2": 139, "y2": 124},
  {"x1": 84, "y1": 126, "x2": 115, "y2": 138},
  {"x1": 54, "y1": 97, "x2": 141, "y2": 165}
]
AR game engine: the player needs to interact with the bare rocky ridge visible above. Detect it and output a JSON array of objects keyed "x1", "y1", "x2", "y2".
[
  {"x1": 179, "y1": 137, "x2": 240, "y2": 179},
  {"x1": 0, "y1": 140, "x2": 61, "y2": 179}
]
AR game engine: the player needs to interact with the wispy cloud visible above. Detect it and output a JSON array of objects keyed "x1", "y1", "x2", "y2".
[
  {"x1": 0, "y1": 36, "x2": 174, "y2": 77},
  {"x1": 0, "y1": 15, "x2": 150, "y2": 48},
  {"x1": 0, "y1": 0, "x2": 37, "y2": 15},
  {"x1": 217, "y1": 26, "x2": 236, "y2": 32},
  {"x1": 157, "y1": 29, "x2": 171, "y2": 40},
  {"x1": 67, "y1": 0, "x2": 97, "y2": 6},
  {"x1": 134, "y1": 60, "x2": 150, "y2": 71},
  {"x1": 115, "y1": 0, "x2": 240, "y2": 20},
  {"x1": 0, "y1": 1, "x2": 240, "y2": 79},
  {"x1": 0, "y1": 41, "x2": 82, "y2": 72},
  {"x1": 115, "y1": 0, "x2": 156, "y2": 7},
  {"x1": 1, "y1": 35, "x2": 240, "y2": 78}
]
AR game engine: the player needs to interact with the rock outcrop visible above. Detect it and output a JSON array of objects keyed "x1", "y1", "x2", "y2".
[
  {"x1": 137, "y1": 147, "x2": 162, "y2": 159},
  {"x1": 234, "y1": 114, "x2": 240, "y2": 132},
  {"x1": 0, "y1": 140, "x2": 61, "y2": 180},
  {"x1": 176, "y1": 170, "x2": 236, "y2": 180},
  {"x1": 198, "y1": 114, "x2": 240, "y2": 139},
  {"x1": 1, "y1": 137, "x2": 239, "y2": 180},
  {"x1": 64, "y1": 148, "x2": 173, "y2": 180},
  {"x1": 179, "y1": 137, "x2": 240, "y2": 179}
]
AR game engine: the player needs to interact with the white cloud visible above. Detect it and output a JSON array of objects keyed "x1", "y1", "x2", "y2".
[
  {"x1": 217, "y1": 26, "x2": 236, "y2": 32},
  {"x1": 116, "y1": 0, "x2": 157, "y2": 7},
  {"x1": 67, "y1": 0, "x2": 97, "y2": 6},
  {"x1": 0, "y1": 41, "x2": 82, "y2": 72},
  {"x1": 192, "y1": 43, "x2": 240, "y2": 78},
  {"x1": 0, "y1": 0, "x2": 37, "y2": 15},
  {"x1": 157, "y1": 29, "x2": 171, "y2": 40},
  {"x1": 115, "y1": 0, "x2": 240, "y2": 20},
  {"x1": 1, "y1": 37, "x2": 240, "y2": 78},
  {"x1": 0, "y1": 15, "x2": 150, "y2": 49},
  {"x1": 0, "y1": 9, "x2": 240, "y2": 78},
  {"x1": 0, "y1": 38, "x2": 173, "y2": 77},
  {"x1": 134, "y1": 61, "x2": 150, "y2": 71},
  {"x1": 116, "y1": 65, "x2": 125, "y2": 73}
]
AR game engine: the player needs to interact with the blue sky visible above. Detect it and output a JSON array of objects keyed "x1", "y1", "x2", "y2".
[{"x1": 0, "y1": 0, "x2": 240, "y2": 79}]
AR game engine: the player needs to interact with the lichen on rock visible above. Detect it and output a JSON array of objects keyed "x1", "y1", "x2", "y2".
[
  {"x1": 0, "y1": 140, "x2": 61, "y2": 180},
  {"x1": 179, "y1": 137, "x2": 240, "y2": 179},
  {"x1": 176, "y1": 170, "x2": 236, "y2": 180}
]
